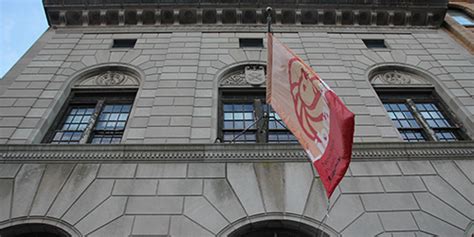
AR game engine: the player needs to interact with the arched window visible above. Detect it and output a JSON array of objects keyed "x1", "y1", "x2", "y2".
[
  {"x1": 370, "y1": 67, "x2": 467, "y2": 142},
  {"x1": 228, "y1": 220, "x2": 330, "y2": 237},
  {"x1": 0, "y1": 223, "x2": 71, "y2": 237},
  {"x1": 43, "y1": 66, "x2": 140, "y2": 144},
  {"x1": 218, "y1": 64, "x2": 296, "y2": 143}
]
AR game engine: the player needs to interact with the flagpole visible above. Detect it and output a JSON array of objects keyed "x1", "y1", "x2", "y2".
[
  {"x1": 266, "y1": 6, "x2": 273, "y2": 105},
  {"x1": 266, "y1": 7, "x2": 272, "y2": 33}
]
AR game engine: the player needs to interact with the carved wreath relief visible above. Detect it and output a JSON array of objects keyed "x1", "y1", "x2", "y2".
[
  {"x1": 371, "y1": 70, "x2": 430, "y2": 85},
  {"x1": 74, "y1": 69, "x2": 140, "y2": 88},
  {"x1": 96, "y1": 71, "x2": 127, "y2": 86},
  {"x1": 220, "y1": 73, "x2": 247, "y2": 86}
]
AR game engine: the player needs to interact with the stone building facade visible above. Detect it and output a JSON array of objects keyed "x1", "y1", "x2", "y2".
[{"x1": 0, "y1": 0, "x2": 473, "y2": 236}]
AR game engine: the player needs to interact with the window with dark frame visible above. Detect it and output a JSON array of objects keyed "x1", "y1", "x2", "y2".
[
  {"x1": 363, "y1": 39, "x2": 387, "y2": 49},
  {"x1": 448, "y1": 9, "x2": 474, "y2": 26},
  {"x1": 219, "y1": 90, "x2": 297, "y2": 143},
  {"x1": 45, "y1": 90, "x2": 136, "y2": 144},
  {"x1": 378, "y1": 89, "x2": 465, "y2": 142},
  {"x1": 239, "y1": 38, "x2": 264, "y2": 48},
  {"x1": 112, "y1": 39, "x2": 137, "y2": 48}
]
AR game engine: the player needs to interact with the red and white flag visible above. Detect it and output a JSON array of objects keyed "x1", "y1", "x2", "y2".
[{"x1": 267, "y1": 33, "x2": 355, "y2": 198}]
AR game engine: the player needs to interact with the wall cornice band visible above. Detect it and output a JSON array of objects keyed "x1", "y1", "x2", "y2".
[
  {"x1": 0, "y1": 142, "x2": 472, "y2": 162},
  {"x1": 43, "y1": 0, "x2": 448, "y2": 28}
]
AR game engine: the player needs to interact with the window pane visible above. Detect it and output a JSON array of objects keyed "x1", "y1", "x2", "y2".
[
  {"x1": 71, "y1": 132, "x2": 82, "y2": 141},
  {"x1": 233, "y1": 104, "x2": 243, "y2": 111},
  {"x1": 224, "y1": 104, "x2": 233, "y2": 111},
  {"x1": 81, "y1": 116, "x2": 91, "y2": 123},
  {"x1": 400, "y1": 120, "x2": 410, "y2": 128},
  {"x1": 51, "y1": 106, "x2": 94, "y2": 144},
  {"x1": 116, "y1": 122, "x2": 126, "y2": 129},
  {"x1": 453, "y1": 16, "x2": 474, "y2": 26},
  {"x1": 69, "y1": 124, "x2": 79, "y2": 131},
  {"x1": 415, "y1": 103, "x2": 452, "y2": 128},
  {"x1": 103, "y1": 105, "x2": 113, "y2": 112},
  {"x1": 223, "y1": 131, "x2": 256, "y2": 143},
  {"x1": 112, "y1": 105, "x2": 122, "y2": 112},
  {"x1": 91, "y1": 103, "x2": 132, "y2": 144},
  {"x1": 429, "y1": 111, "x2": 440, "y2": 119},
  {"x1": 245, "y1": 120, "x2": 256, "y2": 129},
  {"x1": 53, "y1": 132, "x2": 63, "y2": 141},
  {"x1": 109, "y1": 113, "x2": 119, "y2": 120},
  {"x1": 121, "y1": 105, "x2": 132, "y2": 112},
  {"x1": 268, "y1": 131, "x2": 297, "y2": 143},
  {"x1": 408, "y1": 120, "x2": 420, "y2": 128},
  {"x1": 118, "y1": 114, "x2": 129, "y2": 121},
  {"x1": 96, "y1": 104, "x2": 132, "y2": 131},
  {"x1": 436, "y1": 131, "x2": 457, "y2": 141},
  {"x1": 65, "y1": 116, "x2": 73, "y2": 123},
  {"x1": 234, "y1": 113, "x2": 244, "y2": 120},
  {"x1": 224, "y1": 121, "x2": 233, "y2": 129},
  {"x1": 90, "y1": 134, "x2": 123, "y2": 144},
  {"x1": 224, "y1": 113, "x2": 233, "y2": 120},
  {"x1": 381, "y1": 95, "x2": 462, "y2": 142},
  {"x1": 244, "y1": 112, "x2": 253, "y2": 120},
  {"x1": 222, "y1": 102, "x2": 256, "y2": 142},
  {"x1": 244, "y1": 104, "x2": 253, "y2": 111},
  {"x1": 383, "y1": 102, "x2": 423, "y2": 141},
  {"x1": 106, "y1": 122, "x2": 116, "y2": 129},
  {"x1": 269, "y1": 121, "x2": 277, "y2": 129},
  {"x1": 234, "y1": 121, "x2": 244, "y2": 129},
  {"x1": 72, "y1": 116, "x2": 82, "y2": 123},
  {"x1": 398, "y1": 104, "x2": 408, "y2": 110},
  {"x1": 222, "y1": 97, "x2": 294, "y2": 143},
  {"x1": 400, "y1": 130, "x2": 426, "y2": 142},
  {"x1": 448, "y1": 9, "x2": 474, "y2": 26}
]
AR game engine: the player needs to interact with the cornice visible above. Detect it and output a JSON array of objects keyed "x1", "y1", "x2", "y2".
[
  {"x1": 53, "y1": 25, "x2": 442, "y2": 34},
  {"x1": 0, "y1": 142, "x2": 472, "y2": 162},
  {"x1": 43, "y1": 0, "x2": 448, "y2": 28}
]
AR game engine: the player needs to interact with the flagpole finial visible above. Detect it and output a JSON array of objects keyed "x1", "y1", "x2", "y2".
[{"x1": 266, "y1": 7, "x2": 272, "y2": 33}]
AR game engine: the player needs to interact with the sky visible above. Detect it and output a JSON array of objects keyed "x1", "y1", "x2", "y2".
[{"x1": 0, "y1": 0, "x2": 48, "y2": 78}]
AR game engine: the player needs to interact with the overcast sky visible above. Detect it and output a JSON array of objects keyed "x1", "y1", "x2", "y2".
[{"x1": 0, "y1": 0, "x2": 48, "y2": 78}]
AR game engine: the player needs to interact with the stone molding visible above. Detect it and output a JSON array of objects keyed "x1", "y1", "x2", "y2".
[
  {"x1": 0, "y1": 217, "x2": 81, "y2": 237},
  {"x1": 74, "y1": 70, "x2": 140, "y2": 89},
  {"x1": 43, "y1": 0, "x2": 448, "y2": 28},
  {"x1": 220, "y1": 65, "x2": 266, "y2": 87},
  {"x1": 370, "y1": 69, "x2": 431, "y2": 85},
  {"x1": 219, "y1": 71, "x2": 248, "y2": 87},
  {"x1": 0, "y1": 142, "x2": 472, "y2": 162},
  {"x1": 218, "y1": 214, "x2": 338, "y2": 237}
]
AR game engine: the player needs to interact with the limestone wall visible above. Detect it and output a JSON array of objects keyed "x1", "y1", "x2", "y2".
[
  {"x1": 0, "y1": 157, "x2": 472, "y2": 236},
  {"x1": 0, "y1": 28, "x2": 473, "y2": 144}
]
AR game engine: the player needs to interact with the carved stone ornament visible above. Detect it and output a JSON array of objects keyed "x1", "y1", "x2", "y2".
[
  {"x1": 220, "y1": 72, "x2": 247, "y2": 87},
  {"x1": 74, "y1": 70, "x2": 140, "y2": 88},
  {"x1": 96, "y1": 71, "x2": 127, "y2": 86},
  {"x1": 220, "y1": 65, "x2": 266, "y2": 87},
  {"x1": 0, "y1": 142, "x2": 473, "y2": 162},
  {"x1": 245, "y1": 65, "x2": 266, "y2": 85},
  {"x1": 371, "y1": 70, "x2": 431, "y2": 85}
]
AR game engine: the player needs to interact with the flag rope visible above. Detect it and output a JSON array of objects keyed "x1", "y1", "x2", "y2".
[
  {"x1": 229, "y1": 114, "x2": 266, "y2": 143},
  {"x1": 316, "y1": 198, "x2": 331, "y2": 236}
]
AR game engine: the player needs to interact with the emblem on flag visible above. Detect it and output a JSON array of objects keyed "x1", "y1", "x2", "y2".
[{"x1": 267, "y1": 33, "x2": 355, "y2": 198}]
